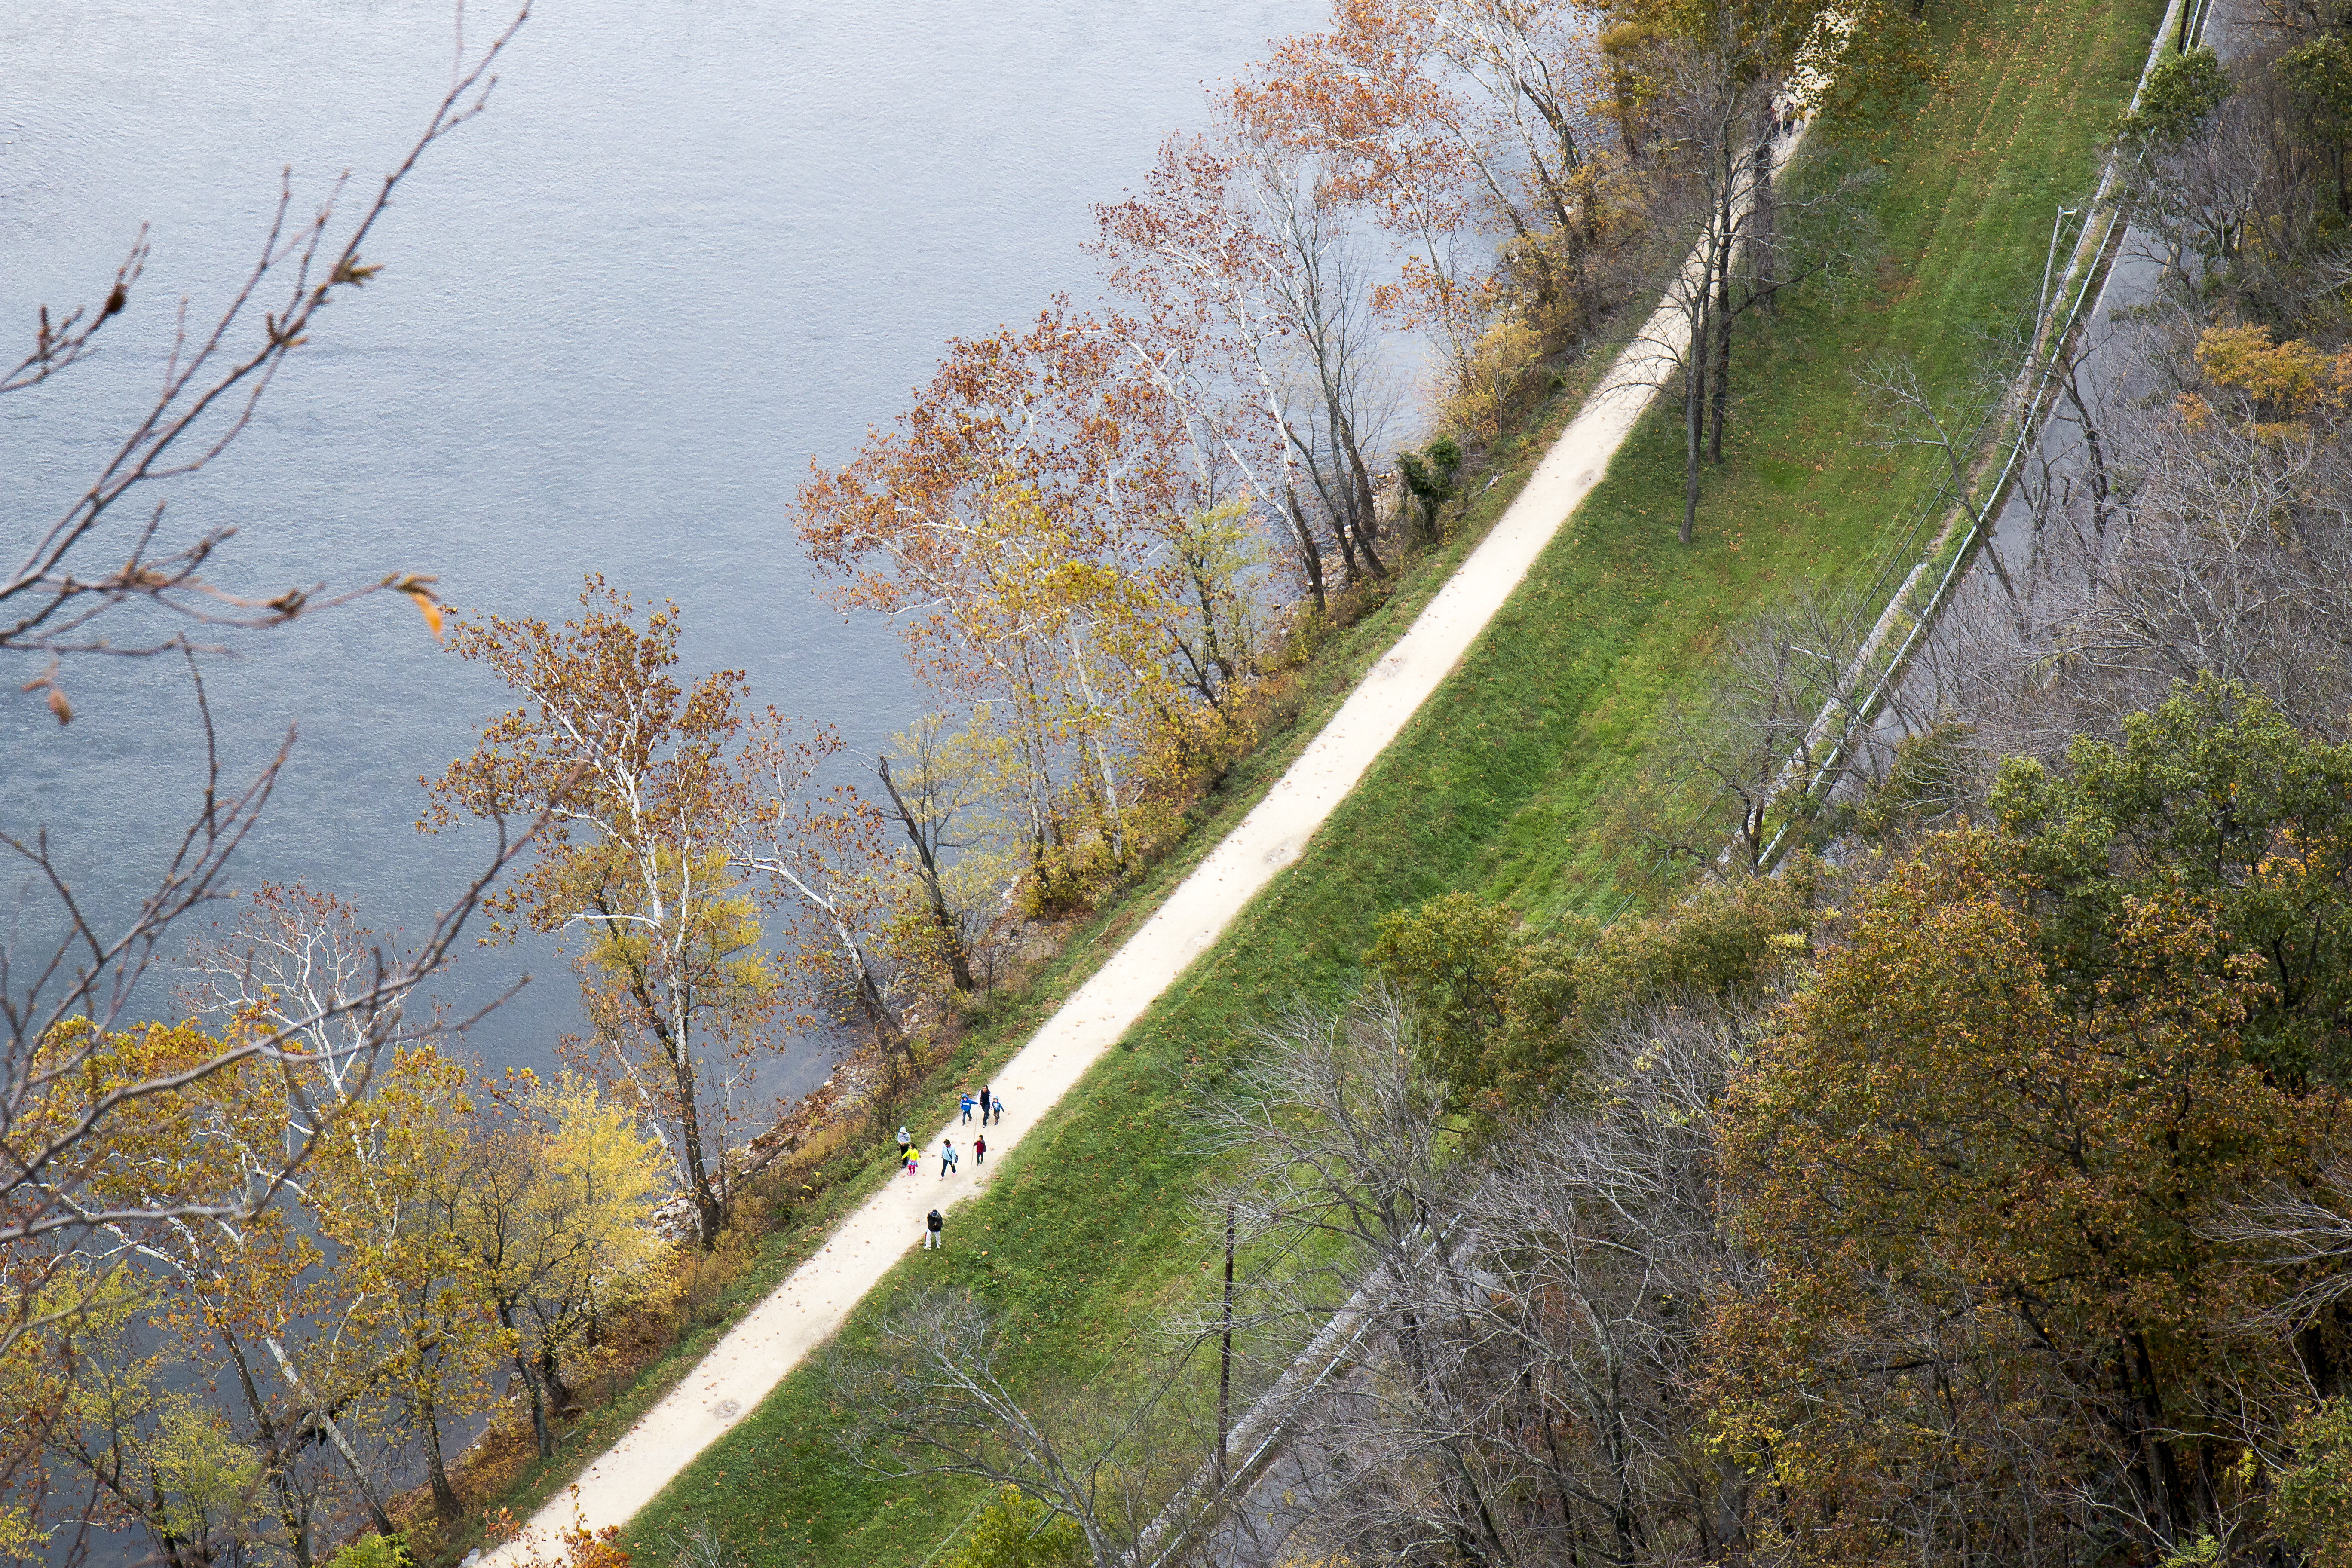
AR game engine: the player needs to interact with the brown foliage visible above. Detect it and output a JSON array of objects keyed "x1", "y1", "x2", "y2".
[{"x1": 1716, "y1": 830, "x2": 2341, "y2": 1560}]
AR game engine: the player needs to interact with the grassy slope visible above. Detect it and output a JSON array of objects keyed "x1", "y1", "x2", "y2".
[
  {"x1": 619, "y1": 0, "x2": 2159, "y2": 1558},
  {"x1": 440, "y1": 344, "x2": 1586, "y2": 1559}
]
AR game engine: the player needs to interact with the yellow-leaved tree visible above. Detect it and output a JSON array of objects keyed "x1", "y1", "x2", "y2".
[
  {"x1": 456, "y1": 1072, "x2": 665, "y2": 1459},
  {"x1": 308, "y1": 1046, "x2": 511, "y2": 1520},
  {"x1": 432, "y1": 577, "x2": 781, "y2": 1248}
]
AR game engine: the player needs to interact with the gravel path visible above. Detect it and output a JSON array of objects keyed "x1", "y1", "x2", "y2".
[{"x1": 486, "y1": 243, "x2": 1705, "y2": 1568}]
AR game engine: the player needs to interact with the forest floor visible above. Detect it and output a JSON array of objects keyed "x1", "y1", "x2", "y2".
[{"x1": 469, "y1": 0, "x2": 2168, "y2": 1554}]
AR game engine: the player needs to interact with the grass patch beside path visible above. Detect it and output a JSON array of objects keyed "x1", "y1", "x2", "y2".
[{"x1": 619, "y1": 0, "x2": 2159, "y2": 1559}]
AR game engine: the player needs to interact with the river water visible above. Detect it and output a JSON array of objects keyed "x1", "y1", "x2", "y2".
[{"x1": 1, "y1": 0, "x2": 1316, "y2": 1094}]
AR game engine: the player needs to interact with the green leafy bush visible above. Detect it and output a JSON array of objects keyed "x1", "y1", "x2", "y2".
[{"x1": 943, "y1": 1488, "x2": 1087, "y2": 1568}]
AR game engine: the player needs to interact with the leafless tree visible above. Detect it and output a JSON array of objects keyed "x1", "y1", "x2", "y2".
[
  {"x1": 2075, "y1": 414, "x2": 2352, "y2": 738},
  {"x1": 2210, "y1": 1161, "x2": 2352, "y2": 1341},
  {"x1": 1181, "y1": 991, "x2": 1524, "y2": 1568},
  {"x1": 1620, "y1": 13, "x2": 1817, "y2": 545},
  {"x1": 1427, "y1": 0, "x2": 1605, "y2": 286},
  {"x1": 1199, "y1": 990, "x2": 1462, "y2": 1332},
  {"x1": 873, "y1": 744, "x2": 983, "y2": 996},
  {"x1": 1434, "y1": 1007, "x2": 1755, "y2": 1565},
  {"x1": 1097, "y1": 128, "x2": 1405, "y2": 612},
  {"x1": 1607, "y1": 589, "x2": 1871, "y2": 876},
  {"x1": 737, "y1": 720, "x2": 906, "y2": 1066},
  {"x1": 827, "y1": 1289, "x2": 1200, "y2": 1568},
  {"x1": 1892, "y1": 294, "x2": 2352, "y2": 783},
  {"x1": 1857, "y1": 356, "x2": 2030, "y2": 619},
  {"x1": 2122, "y1": 49, "x2": 2346, "y2": 324},
  {"x1": 1250, "y1": 141, "x2": 1402, "y2": 589},
  {"x1": 0, "y1": 6, "x2": 537, "y2": 1546},
  {"x1": 1204, "y1": 994, "x2": 1767, "y2": 1568},
  {"x1": 179, "y1": 883, "x2": 431, "y2": 1109}
]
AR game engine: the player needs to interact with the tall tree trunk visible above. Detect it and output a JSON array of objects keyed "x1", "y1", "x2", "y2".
[
  {"x1": 265, "y1": 1332, "x2": 396, "y2": 1538},
  {"x1": 610, "y1": 913, "x2": 724, "y2": 1248},
  {"x1": 1217, "y1": 1204, "x2": 1236, "y2": 1494},
  {"x1": 151, "y1": 1472, "x2": 206, "y2": 1568},
  {"x1": 540, "y1": 1335, "x2": 578, "y2": 1419},
  {"x1": 1341, "y1": 419, "x2": 1382, "y2": 566},
  {"x1": 2061, "y1": 360, "x2": 2114, "y2": 536},
  {"x1": 225, "y1": 1335, "x2": 312, "y2": 1568},
  {"x1": 1708, "y1": 152, "x2": 1740, "y2": 467},
  {"x1": 419, "y1": 1382, "x2": 460, "y2": 1519},
  {"x1": 672, "y1": 1039, "x2": 724, "y2": 1249},
  {"x1": 1750, "y1": 137, "x2": 1779, "y2": 312},
  {"x1": 1327, "y1": 493, "x2": 1364, "y2": 585},
  {"x1": 1612, "y1": 68, "x2": 1646, "y2": 163},
  {"x1": 1351, "y1": 514, "x2": 1389, "y2": 579},
  {"x1": 1284, "y1": 485, "x2": 1329, "y2": 616},
  {"x1": 523, "y1": 1355, "x2": 551, "y2": 1458},
  {"x1": 504, "y1": 1302, "x2": 553, "y2": 1459},
  {"x1": 1683, "y1": 303, "x2": 1709, "y2": 546},
  {"x1": 873, "y1": 755, "x2": 977, "y2": 992},
  {"x1": 1709, "y1": 267, "x2": 1735, "y2": 465},
  {"x1": 1068, "y1": 629, "x2": 1130, "y2": 867}
]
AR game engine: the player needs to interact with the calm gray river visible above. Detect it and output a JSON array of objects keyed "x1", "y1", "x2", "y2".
[{"x1": 1, "y1": 0, "x2": 1316, "y2": 1094}]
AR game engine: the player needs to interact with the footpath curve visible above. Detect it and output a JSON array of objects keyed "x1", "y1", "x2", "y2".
[{"x1": 488, "y1": 203, "x2": 1723, "y2": 1566}]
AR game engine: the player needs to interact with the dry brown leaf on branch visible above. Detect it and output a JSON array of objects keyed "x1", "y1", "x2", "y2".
[{"x1": 386, "y1": 573, "x2": 445, "y2": 638}]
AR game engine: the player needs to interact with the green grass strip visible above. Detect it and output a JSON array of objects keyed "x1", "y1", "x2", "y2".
[{"x1": 619, "y1": 0, "x2": 2162, "y2": 1556}]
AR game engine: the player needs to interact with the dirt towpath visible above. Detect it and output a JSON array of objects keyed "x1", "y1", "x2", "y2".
[{"x1": 486, "y1": 245, "x2": 1706, "y2": 1567}]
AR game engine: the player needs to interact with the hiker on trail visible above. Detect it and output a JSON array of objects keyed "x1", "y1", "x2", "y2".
[
  {"x1": 940, "y1": 1139, "x2": 960, "y2": 1177},
  {"x1": 974, "y1": 1132, "x2": 986, "y2": 1166},
  {"x1": 978, "y1": 1085, "x2": 991, "y2": 1123},
  {"x1": 960, "y1": 1093, "x2": 974, "y2": 1124},
  {"x1": 925, "y1": 1208, "x2": 944, "y2": 1250},
  {"x1": 896, "y1": 1124, "x2": 911, "y2": 1157},
  {"x1": 903, "y1": 1144, "x2": 919, "y2": 1177},
  {"x1": 989, "y1": 1094, "x2": 1006, "y2": 1127}
]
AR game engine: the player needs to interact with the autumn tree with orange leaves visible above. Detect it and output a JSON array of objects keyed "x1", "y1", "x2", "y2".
[
  {"x1": 1229, "y1": 0, "x2": 1613, "y2": 381},
  {"x1": 735, "y1": 717, "x2": 910, "y2": 1069},
  {"x1": 1096, "y1": 130, "x2": 1395, "y2": 606},
  {"x1": 800, "y1": 309, "x2": 1271, "y2": 904},
  {"x1": 1714, "y1": 825, "x2": 2343, "y2": 1562},
  {"x1": 434, "y1": 579, "x2": 782, "y2": 1246}
]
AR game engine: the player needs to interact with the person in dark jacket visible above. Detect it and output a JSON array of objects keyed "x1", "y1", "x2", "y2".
[
  {"x1": 974, "y1": 1133, "x2": 986, "y2": 1166},
  {"x1": 978, "y1": 1085, "x2": 991, "y2": 1123},
  {"x1": 925, "y1": 1208, "x2": 944, "y2": 1250}
]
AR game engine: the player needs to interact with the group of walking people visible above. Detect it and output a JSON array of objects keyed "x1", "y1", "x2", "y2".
[{"x1": 900, "y1": 1085, "x2": 1008, "y2": 1251}]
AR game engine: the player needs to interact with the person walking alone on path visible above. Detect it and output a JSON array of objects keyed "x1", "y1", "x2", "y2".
[
  {"x1": 925, "y1": 1208, "x2": 944, "y2": 1250},
  {"x1": 940, "y1": 1139, "x2": 959, "y2": 1177},
  {"x1": 974, "y1": 1132, "x2": 986, "y2": 1167},
  {"x1": 959, "y1": 1093, "x2": 974, "y2": 1125}
]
